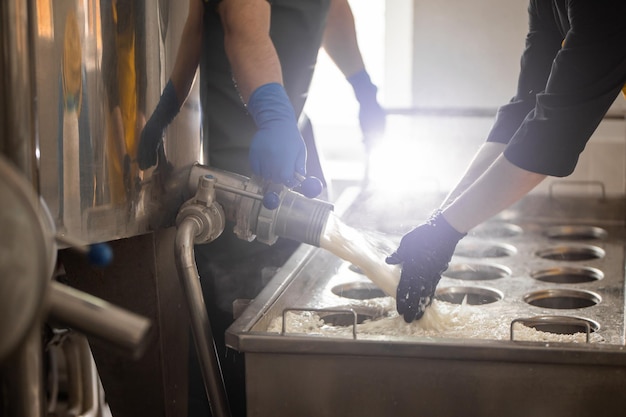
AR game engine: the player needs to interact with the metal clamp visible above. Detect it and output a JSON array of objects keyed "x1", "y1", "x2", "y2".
[
  {"x1": 510, "y1": 315, "x2": 591, "y2": 343},
  {"x1": 176, "y1": 175, "x2": 226, "y2": 245},
  {"x1": 281, "y1": 308, "x2": 358, "y2": 340}
]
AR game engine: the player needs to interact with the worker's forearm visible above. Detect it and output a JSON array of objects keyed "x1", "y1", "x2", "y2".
[
  {"x1": 442, "y1": 155, "x2": 546, "y2": 233},
  {"x1": 441, "y1": 142, "x2": 506, "y2": 209},
  {"x1": 219, "y1": 0, "x2": 282, "y2": 102},
  {"x1": 322, "y1": 0, "x2": 364, "y2": 78},
  {"x1": 169, "y1": 0, "x2": 204, "y2": 102}
]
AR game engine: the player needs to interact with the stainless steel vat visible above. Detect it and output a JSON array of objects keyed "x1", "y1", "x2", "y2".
[{"x1": 226, "y1": 187, "x2": 626, "y2": 417}]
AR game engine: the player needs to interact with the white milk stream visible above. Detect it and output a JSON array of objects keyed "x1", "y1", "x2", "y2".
[{"x1": 319, "y1": 213, "x2": 400, "y2": 298}]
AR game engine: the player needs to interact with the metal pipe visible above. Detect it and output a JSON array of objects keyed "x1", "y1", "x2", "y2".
[
  {"x1": 0, "y1": 324, "x2": 46, "y2": 417},
  {"x1": 61, "y1": 334, "x2": 84, "y2": 416},
  {"x1": 47, "y1": 281, "x2": 153, "y2": 359},
  {"x1": 175, "y1": 218, "x2": 231, "y2": 417},
  {"x1": 75, "y1": 334, "x2": 102, "y2": 417}
]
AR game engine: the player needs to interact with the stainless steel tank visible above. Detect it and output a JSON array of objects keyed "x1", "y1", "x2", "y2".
[
  {"x1": 0, "y1": 1, "x2": 199, "y2": 415},
  {"x1": 1, "y1": 0, "x2": 202, "y2": 245}
]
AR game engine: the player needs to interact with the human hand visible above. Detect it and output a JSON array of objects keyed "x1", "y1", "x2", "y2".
[
  {"x1": 137, "y1": 80, "x2": 180, "y2": 170},
  {"x1": 137, "y1": 117, "x2": 163, "y2": 170},
  {"x1": 248, "y1": 83, "x2": 307, "y2": 187},
  {"x1": 348, "y1": 69, "x2": 386, "y2": 148},
  {"x1": 359, "y1": 98, "x2": 386, "y2": 149},
  {"x1": 386, "y1": 211, "x2": 465, "y2": 322}
]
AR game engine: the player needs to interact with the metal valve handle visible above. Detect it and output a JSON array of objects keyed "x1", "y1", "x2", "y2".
[{"x1": 294, "y1": 173, "x2": 324, "y2": 199}]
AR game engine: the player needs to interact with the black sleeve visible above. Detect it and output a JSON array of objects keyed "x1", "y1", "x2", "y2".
[
  {"x1": 503, "y1": 0, "x2": 626, "y2": 177},
  {"x1": 486, "y1": 0, "x2": 562, "y2": 146}
]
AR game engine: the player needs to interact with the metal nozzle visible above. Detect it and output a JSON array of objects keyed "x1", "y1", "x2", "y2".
[
  {"x1": 255, "y1": 189, "x2": 334, "y2": 246},
  {"x1": 188, "y1": 164, "x2": 334, "y2": 247}
]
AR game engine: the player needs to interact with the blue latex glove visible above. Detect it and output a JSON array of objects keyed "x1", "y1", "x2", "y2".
[
  {"x1": 348, "y1": 69, "x2": 386, "y2": 148},
  {"x1": 386, "y1": 211, "x2": 466, "y2": 322},
  {"x1": 137, "y1": 80, "x2": 180, "y2": 170},
  {"x1": 248, "y1": 83, "x2": 306, "y2": 187}
]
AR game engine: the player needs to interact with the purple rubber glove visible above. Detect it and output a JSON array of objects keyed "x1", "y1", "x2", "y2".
[
  {"x1": 348, "y1": 70, "x2": 386, "y2": 148},
  {"x1": 137, "y1": 80, "x2": 180, "y2": 170},
  {"x1": 386, "y1": 211, "x2": 466, "y2": 322},
  {"x1": 248, "y1": 83, "x2": 306, "y2": 187}
]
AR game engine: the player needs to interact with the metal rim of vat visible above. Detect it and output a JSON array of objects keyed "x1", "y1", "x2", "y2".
[
  {"x1": 523, "y1": 288, "x2": 602, "y2": 309},
  {"x1": 435, "y1": 285, "x2": 504, "y2": 305},
  {"x1": 468, "y1": 222, "x2": 523, "y2": 239},
  {"x1": 531, "y1": 266, "x2": 604, "y2": 284},
  {"x1": 534, "y1": 244, "x2": 606, "y2": 261},
  {"x1": 443, "y1": 263, "x2": 512, "y2": 281},
  {"x1": 543, "y1": 225, "x2": 608, "y2": 241},
  {"x1": 331, "y1": 281, "x2": 387, "y2": 300},
  {"x1": 453, "y1": 241, "x2": 518, "y2": 258}
]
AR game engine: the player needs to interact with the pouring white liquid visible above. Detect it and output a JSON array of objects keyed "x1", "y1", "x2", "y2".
[{"x1": 319, "y1": 213, "x2": 400, "y2": 298}]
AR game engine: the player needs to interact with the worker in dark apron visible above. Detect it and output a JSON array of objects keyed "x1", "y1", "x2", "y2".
[
  {"x1": 192, "y1": 2, "x2": 332, "y2": 415},
  {"x1": 136, "y1": 0, "x2": 385, "y2": 415},
  {"x1": 387, "y1": 0, "x2": 626, "y2": 323}
]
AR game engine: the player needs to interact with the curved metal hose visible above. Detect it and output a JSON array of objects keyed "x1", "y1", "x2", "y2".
[{"x1": 175, "y1": 218, "x2": 231, "y2": 417}]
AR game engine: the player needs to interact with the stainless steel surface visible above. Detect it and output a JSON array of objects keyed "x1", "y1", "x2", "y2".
[
  {"x1": 0, "y1": 0, "x2": 38, "y2": 184},
  {"x1": 255, "y1": 187, "x2": 333, "y2": 246},
  {"x1": 26, "y1": 0, "x2": 201, "y2": 244},
  {"x1": 0, "y1": 155, "x2": 55, "y2": 363},
  {"x1": 226, "y1": 188, "x2": 626, "y2": 417},
  {"x1": 177, "y1": 175, "x2": 226, "y2": 245},
  {"x1": 188, "y1": 164, "x2": 264, "y2": 242},
  {"x1": 47, "y1": 281, "x2": 154, "y2": 359}
]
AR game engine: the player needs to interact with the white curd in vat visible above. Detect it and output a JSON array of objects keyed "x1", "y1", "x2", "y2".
[
  {"x1": 306, "y1": 212, "x2": 604, "y2": 344},
  {"x1": 268, "y1": 298, "x2": 604, "y2": 344}
]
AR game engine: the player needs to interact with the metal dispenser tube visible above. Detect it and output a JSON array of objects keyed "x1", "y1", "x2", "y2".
[{"x1": 255, "y1": 189, "x2": 334, "y2": 246}]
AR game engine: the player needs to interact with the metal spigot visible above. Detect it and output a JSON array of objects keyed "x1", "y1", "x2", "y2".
[{"x1": 176, "y1": 175, "x2": 226, "y2": 245}]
